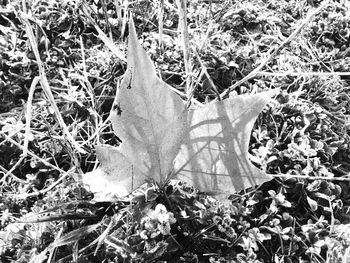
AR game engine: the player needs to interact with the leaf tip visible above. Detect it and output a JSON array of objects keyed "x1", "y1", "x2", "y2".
[{"x1": 128, "y1": 17, "x2": 138, "y2": 48}]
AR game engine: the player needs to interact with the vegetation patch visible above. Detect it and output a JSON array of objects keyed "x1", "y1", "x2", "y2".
[{"x1": 1, "y1": 0, "x2": 350, "y2": 262}]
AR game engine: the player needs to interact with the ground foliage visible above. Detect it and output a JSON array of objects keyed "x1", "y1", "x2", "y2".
[{"x1": 1, "y1": 0, "x2": 350, "y2": 262}]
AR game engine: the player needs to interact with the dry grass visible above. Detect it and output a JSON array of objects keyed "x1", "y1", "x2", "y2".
[{"x1": 1, "y1": 0, "x2": 350, "y2": 262}]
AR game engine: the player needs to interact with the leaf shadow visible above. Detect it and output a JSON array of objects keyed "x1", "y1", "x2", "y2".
[{"x1": 174, "y1": 98, "x2": 266, "y2": 194}]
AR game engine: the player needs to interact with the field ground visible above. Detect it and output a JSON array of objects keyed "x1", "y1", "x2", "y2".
[{"x1": 1, "y1": 0, "x2": 350, "y2": 262}]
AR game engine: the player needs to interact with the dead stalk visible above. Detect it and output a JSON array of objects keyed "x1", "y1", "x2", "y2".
[
  {"x1": 270, "y1": 173, "x2": 350, "y2": 182},
  {"x1": 20, "y1": 12, "x2": 87, "y2": 154},
  {"x1": 257, "y1": 71, "x2": 350, "y2": 77},
  {"x1": 175, "y1": 0, "x2": 193, "y2": 100},
  {"x1": 0, "y1": 76, "x2": 40, "y2": 183}
]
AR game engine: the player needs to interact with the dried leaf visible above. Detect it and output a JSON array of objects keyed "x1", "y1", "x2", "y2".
[
  {"x1": 83, "y1": 19, "x2": 276, "y2": 200},
  {"x1": 83, "y1": 19, "x2": 187, "y2": 200}
]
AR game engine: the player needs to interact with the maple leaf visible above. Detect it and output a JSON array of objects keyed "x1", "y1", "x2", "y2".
[
  {"x1": 83, "y1": 19, "x2": 276, "y2": 201},
  {"x1": 84, "y1": 19, "x2": 187, "y2": 201}
]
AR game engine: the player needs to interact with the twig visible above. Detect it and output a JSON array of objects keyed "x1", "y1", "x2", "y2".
[
  {"x1": 219, "y1": 0, "x2": 330, "y2": 100},
  {"x1": 0, "y1": 166, "x2": 26, "y2": 184},
  {"x1": 269, "y1": 173, "x2": 350, "y2": 182},
  {"x1": 303, "y1": 39, "x2": 332, "y2": 72},
  {"x1": 0, "y1": 132, "x2": 69, "y2": 176},
  {"x1": 94, "y1": 213, "x2": 123, "y2": 256},
  {"x1": 257, "y1": 71, "x2": 350, "y2": 77},
  {"x1": 19, "y1": 212, "x2": 97, "y2": 223},
  {"x1": 121, "y1": 1, "x2": 129, "y2": 39},
  {"x1": 81, "y1": 112, "x2": 112, "y2": 146},
  {"x1": 193, "y1": 49, "x2": 221, "y2": 100},
  {"x1": 79, "y1": 35, "x2": 97, "y2": 111},
  {"x1": 175, "y1": 0, "x2": 193, "y2": 98},
  {"x1": 0, "y1": 150, "x2": 24, "y2": 183},
  {"x1": 0, "y1": 76, "x2": 39, "y2": 183},
  {"x1": 79, "y1": 35, "x2": 88, "y2": 81},
  {"x1": 0, "y1": 120, "x2": 62, "y2": 141},
  {"x1": 1, "y1": 132, "x2": 78, "y2": 198},
  {"x1": 101, "y1": 0, "x2": 113, "y2": 40},
  {"x1": 20, "y1": 12, "x2": 87, "y2": 154},
  {"x1": 23, "y1": 76, "x2": 39, "y2": 154},
  {"x1": 158, "y1": 0, "x2": 164, "y2": 51},
  {"x1": 189, "y1": 69, "x2": 205, "y2": 105},
  {"x1": 1, "y1": 143, "x2": 25, "y2": 182},
  {"x1": 8, "y1": 168, "x2": 74, "y2": 199}
]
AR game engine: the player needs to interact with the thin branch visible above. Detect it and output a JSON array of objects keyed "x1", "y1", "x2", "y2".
[
  {"x1": 158, "y1": 0, "x2": 164, "y2": 50},
  {"x1": 175, "y1": 0, "x2": 193, "y2": 98},
  {"x1": 193, "y1": 49, "x2": 221, "y2": 101},
  {"x1": 8, "y1": 168, "x2": 74, "y2": 199},
  {"x1": 0, "y1": 166, "x2": 26, "y2": 184},
  {"x1": 0, "y1": 132, "x2": 70, "y2": 176},
  {"x1": 269, "y1": 173, "x2": 350, "y2": 182},
  {"x1": 257, "y1": 71, "x2": 350, "y2": 77}
]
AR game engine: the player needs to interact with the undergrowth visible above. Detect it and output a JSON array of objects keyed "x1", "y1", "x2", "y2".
[{"x1": 1, "y1": 0, "x2": 350, "y2": 262}]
